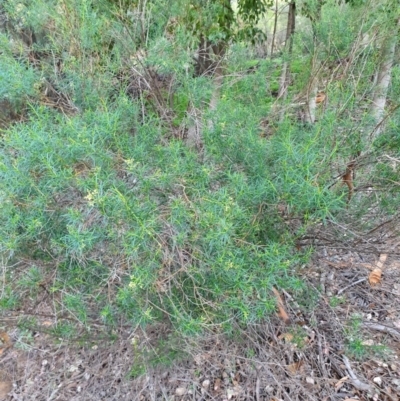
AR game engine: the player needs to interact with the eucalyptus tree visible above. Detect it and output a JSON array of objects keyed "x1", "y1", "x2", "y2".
[
  {"x1": 369, "y1": 1, "x2": 400, "y2": 136},
  {"x1": 342, "y1": 0, "x2": 400, "y2": 137}
]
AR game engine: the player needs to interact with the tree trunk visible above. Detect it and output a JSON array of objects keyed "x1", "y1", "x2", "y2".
[
  {"x1": 370, "y1": 18, "x2": 399, "y2": 137},
  {"x1": 286, "y1": 1, "x2": 296, "y2": 55},
  {"x1": 270, "y1": 0, "x2": 279, "y2": 56},
  {"x1": 305, "y1": 76, "x2": 318, "y2": 124},
  {"x1": 277, "y1": 0, "x2": 296, "y2": 121},
  {"x1": 304, "y1": 40, "x2": 323, "y2": 124}
]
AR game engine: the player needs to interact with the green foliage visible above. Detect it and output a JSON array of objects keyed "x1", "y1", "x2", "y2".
[
  {"x1": 237, "y1": 0, "x2": 273, "y2": 24},
  {"x1": 0, "y1": 50, "x2": 39, "y2": 109},
  {"x1": 0, "y1": 286, "x2": 20, "y2": 310},
  {"x1": 329, "y1": 295, "x2": 345, "y2": 307},
  {"x1": 345, "y1": 315, "x2": 389, "y2": 360},
  {"x1": 0, "y1": 0, "x2": 399, "y2": 352}
]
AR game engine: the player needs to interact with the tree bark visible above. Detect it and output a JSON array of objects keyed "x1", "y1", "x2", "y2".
[
  {"x1": 270, "y1": 0, "x2": 279, "y2": 56},
  {"x1": 304, "y1": 40, "x2": 323, "y2": 124},
  {"x1": 277, "y1": 0, "x2": 296, "y2": 121},
  {"x1": 286, "y1": 1, "x2": 296, "y2": 55},
  {"x1": 370, "y1": 19, "x2": 399, "y2": 137},
  {"x1": 305, "y1": 75, "x2": 318, "y2": 124}
]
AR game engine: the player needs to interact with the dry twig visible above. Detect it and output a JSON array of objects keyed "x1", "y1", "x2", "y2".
[
  {"x1": 337, "y1": 278, "x2": 367, "y2": 295},
  {"x1": 362, "y1": 322, "x2": 400, "y2": 340},
  {"x1": 342, "y1": 355, "x2": 372, "y2": 392}
]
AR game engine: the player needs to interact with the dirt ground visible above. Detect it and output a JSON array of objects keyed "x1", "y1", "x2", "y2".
[{"x1": 1, "y1": 231, "x2": 400, "y2": 401}]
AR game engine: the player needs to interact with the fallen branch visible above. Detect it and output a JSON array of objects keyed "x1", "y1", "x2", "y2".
[
  {"x1": 362, "y1": 322, "x2": 400, "y2": 340},
  {"x1": 337, "y1": 278, "x2": 367, "y2": 295},
  {"x1": 342, "y1": 355, "x2": 372, "y2": 392}
]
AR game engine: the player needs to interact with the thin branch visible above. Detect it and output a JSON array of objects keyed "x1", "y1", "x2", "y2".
[
  {"x1": 337, "y1": 278, "x2": 367, "y2": 295},
  {"x1": 343, "y1": 355, "x2": 372, "y2": 392},
  {"x1": 362, "y1": 322, "x2": 400, "y2": 340}
]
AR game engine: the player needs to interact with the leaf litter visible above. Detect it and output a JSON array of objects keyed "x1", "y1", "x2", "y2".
[{"x1": 1, "y1": 236, "x2": 400, "y2": 400}]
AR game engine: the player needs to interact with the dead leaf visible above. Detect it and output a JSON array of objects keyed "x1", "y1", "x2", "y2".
[
  {"x1": 343, "y1": 399, "x2": 360, "y2": 401},
  {"x1": 316, "y1": 92, "x2": 326, "y2": 103},
  {"x1": 334, "y1": 376, "x2": 348, "y2": 391},
  {"x1": 287, "y1": 361, "x2": 304, "y2": 375},
  {"x1": 278, "y1": 333, "x2": 294, "y2": 342},
  {"x1": 0, "y1": 380, "x2": 12, "y2": 400},
  {"x1": 0, "y1": 332, "x2": 12, "y2": 355},
  {"x1": 272, "y1": 287, "x2": 290, "y2": 324},
  {"x1": 342, "y1": 161, "x2": 355, "y2": 203},
  {"x1": 175, "y1": 387, "x2": 187, "y2": 396},
  {"x1": 0, "y1": 332, "x2": 11, "y2": 347},
  {"x1": 214, "y1": 378, "x2": 221, "y2": 391},
  {"x1": 376, "y1": 254, "x2": 387, "y2": 269},
  {"x1": 369, "y1": 268, "x2": 382, "y2": 285}
]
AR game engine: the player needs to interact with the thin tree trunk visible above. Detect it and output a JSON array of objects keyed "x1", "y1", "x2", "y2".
[
  {"x1": 286, "y1": 1, "x2": 296, "y2": 54},
  {"x1": 305, "y1": 77, "x2": 318, "y2": 124},
  {"x1": 270, "y1": 0, "x2": 279, "y2": 56},
  {"x1": 370, "y1": 18, "x2": 399, "y2": 137},
  {"x1": 277, "y1": 0, "x2": 296, "y2": 121},
  {"x1": 278, "y1": 0, "x2": 296, "y2": 98},
  {"x1": 305, "y1": 42, "x2": 321, "y2": 124}
]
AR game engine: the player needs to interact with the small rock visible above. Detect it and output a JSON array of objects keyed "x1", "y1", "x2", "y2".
[
  {"x1": 42, "y1": 360, "x2": 48, "y2": 366},
  {"x1": 202, "y1": 379, "x2": 210, "y2": 389},
  {"x1": 69, "y1": 365, "x2": 78, "y2": 373},
  {"x1": 265, "y1": 385, "x2": 274, "y2": 393},
  {"x1": 306, "y1": 376, "x2": 314, "y2": 385},
  {"x1": 373, "y1": 377, "x2": 382, "y2": 386},
  {"x1": 392, "y1": 378, "x2": 400, "y2": 387},
  {"x1": 175, "y1": 387, "x2": 186, "y2": 396}
]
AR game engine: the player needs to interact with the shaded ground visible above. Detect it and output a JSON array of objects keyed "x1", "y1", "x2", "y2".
[{"x1": 1, "y1": 236, "x2": 400, "y2": 401}]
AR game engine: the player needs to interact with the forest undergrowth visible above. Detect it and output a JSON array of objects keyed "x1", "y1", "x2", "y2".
[{"x1": 0, "y1": 0, "x2": 399, "y2": 399}]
